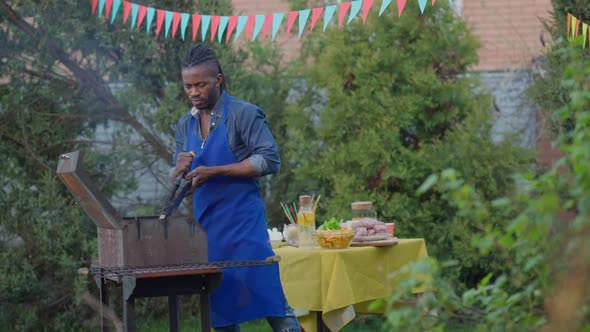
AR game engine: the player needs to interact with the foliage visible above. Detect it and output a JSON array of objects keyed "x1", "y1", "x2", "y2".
[
  {"x1": 284, "y1": 1, "x2": 533, "y2": 287},
  {"x1": 0, "y1": 169, "x2": 98, "y2": 330},
  {"x1": 381, "y1": 51, "x2": 590, "y2": 331},
  {"x1": 528, "y1": 0, "x2": 590, "y2": 136}
]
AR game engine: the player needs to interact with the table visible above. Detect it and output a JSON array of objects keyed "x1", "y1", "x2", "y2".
[{"x1": 275, "y1": 238, "x2": 429, "y2": 332}]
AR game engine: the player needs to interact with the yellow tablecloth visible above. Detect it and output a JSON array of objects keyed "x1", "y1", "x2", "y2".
[{"x1": 275, "y1": 238, "x2": 429, "y2": 332}]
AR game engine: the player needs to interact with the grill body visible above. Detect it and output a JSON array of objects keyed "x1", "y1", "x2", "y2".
[{"x1": 56, "y1": 151, "x2": 208, "y2": 267}]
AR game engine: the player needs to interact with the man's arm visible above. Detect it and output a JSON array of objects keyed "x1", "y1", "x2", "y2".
[
  {"x1": 238, "y1": 107, "x2": 280, "y2": 176},
  {"x1": 170, "y1": 113, "x2": 193, "y2": 182}
]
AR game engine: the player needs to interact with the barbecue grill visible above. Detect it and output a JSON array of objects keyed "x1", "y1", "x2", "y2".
[{"x1": 56, "y1": 151, "x2": 278, "y2": 332}]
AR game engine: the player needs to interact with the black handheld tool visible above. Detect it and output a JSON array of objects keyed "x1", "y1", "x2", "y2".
[{"x1": 159, "y1": 176, "x2": 193, "y2": 220}]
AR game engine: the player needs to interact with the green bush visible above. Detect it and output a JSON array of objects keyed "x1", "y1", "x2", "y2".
[{"x1": 381, "y1": 50, "x2": 590, "y2": 331}]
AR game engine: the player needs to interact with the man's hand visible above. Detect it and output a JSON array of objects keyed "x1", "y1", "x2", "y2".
[
  {"x1": 185, "y1": 166, "x2": 217, "y2": 194},
  {"x1": 172, "y1": 151, "x2": 196, "y2": 181},
  {"x1": 183, "y1": 160, "x2": 256, "y2": 194}
]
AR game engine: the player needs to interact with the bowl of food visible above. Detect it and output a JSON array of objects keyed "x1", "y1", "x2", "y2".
[{"x1": 313, "y1": 228, "x2": 355, "y2": 249}]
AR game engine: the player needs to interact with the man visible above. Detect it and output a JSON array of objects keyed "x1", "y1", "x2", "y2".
[{"x1": 171, "y1": 44, "x2": 301, "y2": 332}]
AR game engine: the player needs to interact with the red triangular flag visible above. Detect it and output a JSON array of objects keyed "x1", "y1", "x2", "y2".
[
  {"x1": 226, "y1": 16, "x2": 238, "y2": 43},
  {"x1": 192, "y1": 14, "x2": 202, "y2": 41},
  {"x1": 155, "y1": 9, "x2": 165, "y2": 36},
  {"x1": 338, "y1": 2, "x2": 352, "y2": 28},
  {"x1": 261, "y1": 14, "x2": 274, "y2": 40},
  {"x1": 123, "y1": 1, "x2": 131, "y2": 24},
  {"x1": 310, "y1": 7, "x2": 323, "y2": 32},
  {"x1": 172, "y1": 12, "x2": 182, "y2": 38},
  {"x1": 105, "y1": 0, "x2": 113, "y2": 19},
  {"x1": 397, "y1": 0, "x2": 407, "y2": 17},
  {"x1": 287, "y1": 11, "x2": 298, "y2": 35},
  {"x1": 137, "y1": 5, "x2": 147, "y2": 29},
  {"x1": 567, "y1": 12, "x2": 572, "y2": 37},
  {"x1": 92, "y1": 0, "x2": 98, "y2": 15},
  {"x1": 210, "y1": 16, "x2": 221, "y2": 42},
  {"x1": 362, "y1": 0, "x2": 374, "y2": 24},
  {"x1": 245, "y1": 15, "x2": 255, "y2": 40}
]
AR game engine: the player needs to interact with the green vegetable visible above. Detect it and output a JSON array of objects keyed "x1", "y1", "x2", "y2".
[{"x1": 318, "y1": 217, "x2": 344, "y2": 230}]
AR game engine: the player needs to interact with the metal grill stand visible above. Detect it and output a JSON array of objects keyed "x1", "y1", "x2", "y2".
[{"x1": 92, "y1": 264, "x2": 222, "y2": 332}]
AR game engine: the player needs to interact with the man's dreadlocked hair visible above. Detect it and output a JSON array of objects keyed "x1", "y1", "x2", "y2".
[{"x1": 181, "y1": 44, "x2": 226, "y2": 90}]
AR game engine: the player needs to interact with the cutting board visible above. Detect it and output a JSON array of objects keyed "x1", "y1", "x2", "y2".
[{"x1": 351, "y1": 237, "x2": 399, "y2": 247}]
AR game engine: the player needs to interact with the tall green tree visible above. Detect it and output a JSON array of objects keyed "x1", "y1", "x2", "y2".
[
  {"x1": 381, "y1": 49, "x2": 590, "y2": 332},
  {"x1": 528, "y1": 0, "x2": 590, "y2": 135},
  {"x1": 284, "y1": 1, "x2": 533, "y2": 286},
  {"x1": 0, "y1": 0, "x2": 291, "y2": 329}
]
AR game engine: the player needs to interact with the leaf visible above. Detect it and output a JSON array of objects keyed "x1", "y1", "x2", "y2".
[
  {"x1": 368, "y1": 298, "x2": 385, "y2": 312},
  {"x1": 491, "y1": 197, "x2": 511, "y2": 207},
  {"x1": 416, "y1": 174, "x2": 438, "y2": 196},
  {"x1": 479, "y1": 272, "x2": 494, "y2": 287}
]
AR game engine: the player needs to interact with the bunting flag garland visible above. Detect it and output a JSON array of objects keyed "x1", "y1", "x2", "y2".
[
  {"x1": 310, "y1": 8, "x2": 324, "y2": 32},
  {"x1": 286, "y1": 11, "x2": 298, "y2": 35},
  {"x1": 180, "y1": 13, "x2": 190, "y2": 40},
  {"x1": 418, "y1": 0, "x2": 428, "y2": 14},
  {"x1": 201, "y1": 15, "x2": 211, "y2": 41},
  {"x1": 323, "y1": 5, "x2": 336, "y2": 31},
  {"x1": 234, "y1": 16, "x2": 248, "y2": 41},
  {"x1": 567, "y1": 13, "x2": 590, "y2": 49},
  {"x1": 397, "y1": 0, "x2": 408, "y2": 17},
  {"x1": 298, "y1": 9, "x2": 310, "y2": 38},
  {"x1": 362, "y1": 0, "x2": 374, "y2": 23},
  {"x1": 92, "y1": 0, "x2": 443, "y2": 43},
  {"x1": 111, "y1": 0, "x2": 121, "y2": 23},
  {"x1": 338, "y1": 2, "x2": 352, "y2": 28},
  {"x1": 272, "y1": 13, "x2": 284, "y2": 40},
  {"x1": 348, "y1": 1, "x2": 362, "y2": 25}
]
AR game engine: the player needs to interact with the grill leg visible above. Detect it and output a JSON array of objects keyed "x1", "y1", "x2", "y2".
[
  {"x1": 100, "y1": 279, "x2": 110, "y2": 332},
  {"x1": 169, "y1": 295, "x2": 180, "y2": 332},
  {"x1": 200, "y1": 293, "x2": 211, "y2": 332},
  {"x1": 123, "y1": 296, "x2": 136, "y2": 332}
]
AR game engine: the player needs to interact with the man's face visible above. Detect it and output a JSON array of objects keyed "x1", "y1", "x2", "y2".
[{"x1": 181, "y1": 63, "x2": 223, "y2": 111}]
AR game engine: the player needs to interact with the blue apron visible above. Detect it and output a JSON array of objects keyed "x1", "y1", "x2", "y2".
[{"x1": 188, "y1": 95, "x2": 287, "y2": 327}]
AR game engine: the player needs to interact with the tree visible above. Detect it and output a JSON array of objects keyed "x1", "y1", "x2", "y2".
[
  {"x1": 528, "y1": 0, "x2": 590, "y2": 136},
  {"x1": 0, "y1": 0, "x2": 292, "y2": 329},
  {"x1": 283, "y1": 1, "x2": 533, "y2": 287},
  {"x1": 382, "y1": 50, "x2": 590, "y2": 331},
  {"x1": 373, "y1": 1, "x2": 590, "y2": 329}
]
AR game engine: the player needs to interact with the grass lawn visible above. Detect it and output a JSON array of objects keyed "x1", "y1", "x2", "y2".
[
  {"x1": 139, "y1": 314, "x2": 384, "y2": 331},
  {"x1": 139, "y1": 314, "x2": 476, "y2": 331}
]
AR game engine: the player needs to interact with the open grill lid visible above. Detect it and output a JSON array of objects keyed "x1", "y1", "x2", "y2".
[{"x1": 56, "y1": 151, "x2": 122, "y2": 229}]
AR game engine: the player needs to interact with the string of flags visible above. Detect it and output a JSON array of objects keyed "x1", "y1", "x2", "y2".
[
  {"x1": 567, "y1": 13, "x2": 589, "y2": 49},
  {"x1": 91, "y1": 0, "x2": 442, "y2": 43}
]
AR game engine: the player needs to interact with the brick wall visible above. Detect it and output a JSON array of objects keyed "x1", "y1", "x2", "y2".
[
  {"x1": 463, "y1": 0, "x2": 552, "y2": 71},
  {"x1": 231, "y1": 0, "x2": 302, "y2": 62}
]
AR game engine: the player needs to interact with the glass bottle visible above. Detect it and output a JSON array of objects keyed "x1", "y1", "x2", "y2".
[
  {"x1": 351, "y1": 201, "x2": 376, "y2": 222},
  {"x1": 297, "y1": 195, "x2": 316, "y2": 249}
]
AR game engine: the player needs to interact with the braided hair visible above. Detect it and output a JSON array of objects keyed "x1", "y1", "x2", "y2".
[{"x1": 181, "y1": 44, "x2": 226, "y2": 90}]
